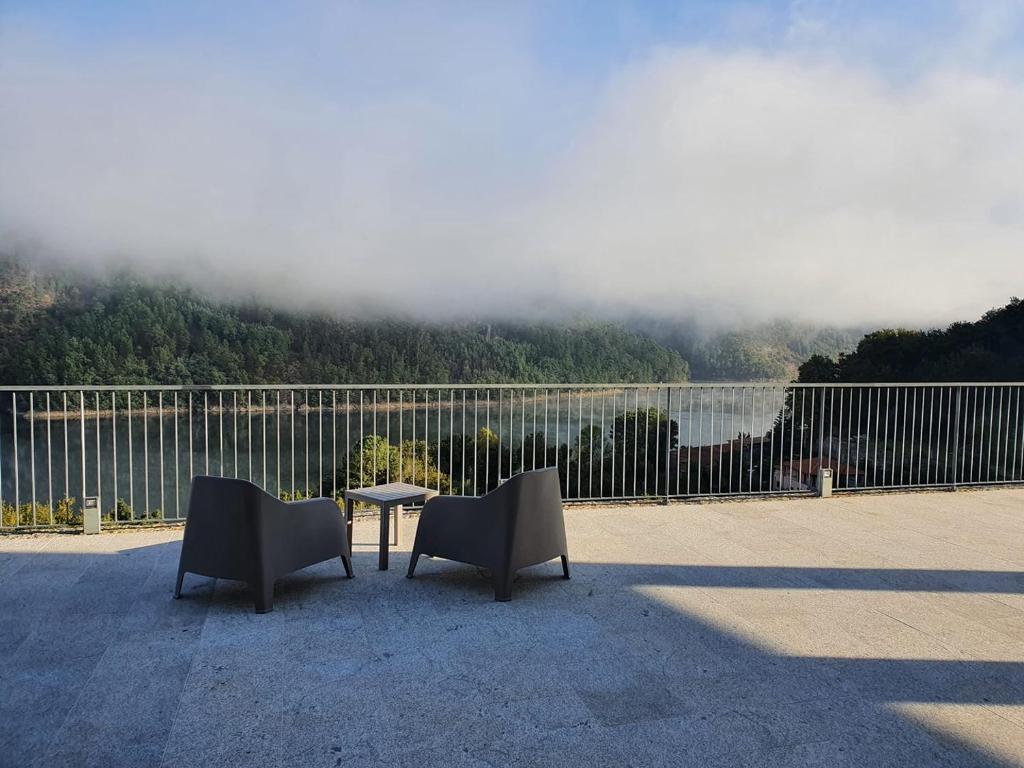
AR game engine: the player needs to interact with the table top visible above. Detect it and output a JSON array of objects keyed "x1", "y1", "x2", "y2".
[{"x1": 344, "y1": 482, "x2": 439, "y2": 505}]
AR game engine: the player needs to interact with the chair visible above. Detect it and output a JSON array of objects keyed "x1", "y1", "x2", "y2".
[
  {"x1": 406, "y1": 468, "x2": 570, "y2": 601},
  {"x1": 174, "y1": 476, "x2": 353, "y2": 613}
]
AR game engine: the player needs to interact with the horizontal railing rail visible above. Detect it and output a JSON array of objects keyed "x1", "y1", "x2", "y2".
[{"x1": 1, "y1": 383, "x2": 1022, "y2": 529}]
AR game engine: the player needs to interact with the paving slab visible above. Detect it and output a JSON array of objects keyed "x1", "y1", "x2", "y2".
[{"x1": 0, "y1": 488, "x2": 1023, "y2": 766}]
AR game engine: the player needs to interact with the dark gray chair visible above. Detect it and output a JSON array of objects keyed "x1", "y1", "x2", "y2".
[
  {"x1": 406, "y1": 468, "x2": 570, "y2": 601},
  {"x1": 174, "y1": 476, "x2": 353, "y2": 613}
]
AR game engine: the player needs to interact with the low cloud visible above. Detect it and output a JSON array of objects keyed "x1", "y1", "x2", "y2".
[{"x1": 1, "y1": 3, "x2": 1022, "y2": 327}]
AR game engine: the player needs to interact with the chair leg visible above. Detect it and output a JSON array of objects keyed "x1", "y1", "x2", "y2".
[
  {"x1": 252, "y1": 579, "x2": 275, "y2": 614},
  {"x1": 493, "y1": 570, "x2": 514, "y2": 602},
  {"x1": 561, "y1": 555, "x2": 571, "y2": 579},
  {"x1": 173, "y1": 566, "x2": 186, "y2": 598},
  {"x1": 341, "y1": 554, "x2": 354, "y2": 579},
  {"x1": 406, "y1": 550, "x2": 420, "y2": 579}
]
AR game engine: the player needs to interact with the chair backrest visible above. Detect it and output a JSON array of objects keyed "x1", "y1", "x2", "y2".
[
  {"x1": 486, "y1": 468, "x2": 566, "y2": 567},
  {"x1": 181, "y1": 476, "x2": 269, "y2": 579}
]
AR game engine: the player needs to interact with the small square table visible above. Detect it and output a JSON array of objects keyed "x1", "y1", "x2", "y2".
[{"x1": 343, "y1": 482, "x2": 439, "y2": 570}]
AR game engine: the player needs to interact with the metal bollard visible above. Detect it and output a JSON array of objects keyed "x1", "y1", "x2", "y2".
[
  {"x1": 816, "y1": 468, "x2": 833, "y2": 498},
  {"x1": 82, "y1": 496, "x2": 101, "y2": 534}
]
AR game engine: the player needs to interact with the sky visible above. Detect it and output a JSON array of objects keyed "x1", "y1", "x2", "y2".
[{"x1": 1, "y1": 0, "x2": 1023, "y2": 327}]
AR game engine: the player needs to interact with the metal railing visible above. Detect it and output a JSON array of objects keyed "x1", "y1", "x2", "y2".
[{"x1": 1, "y1": 383, "x2": 1022, "y2": 529}]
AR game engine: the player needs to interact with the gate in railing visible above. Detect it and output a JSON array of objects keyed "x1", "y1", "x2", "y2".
[{"x1": 1, "y1": 383, "x2": 1022, "y2": 528}]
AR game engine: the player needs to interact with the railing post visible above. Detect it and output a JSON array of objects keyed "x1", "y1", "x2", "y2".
[{"x1": 663, "y1": 386, "x2": 672, "y2": 505}]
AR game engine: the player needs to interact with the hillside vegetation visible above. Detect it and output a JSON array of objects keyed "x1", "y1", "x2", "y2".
[
  {"x1": 798, "y1": 298, "x2": 1024, "y2": 382},
  {"x1": 0, "y1": 260, "x2": 688, "y2": 385}
]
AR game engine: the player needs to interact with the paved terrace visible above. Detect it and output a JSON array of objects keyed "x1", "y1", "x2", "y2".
[{"x1": 2, "y1": 489, "x2": 1024, "y2": 767}]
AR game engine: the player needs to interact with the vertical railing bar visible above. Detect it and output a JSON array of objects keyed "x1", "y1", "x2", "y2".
[
  {"x1": 473, "y1": 389, "x2": 478, "y2": 494},
  {"x1": 291, "y1": 390, "x2": 296, "y2": 496},
  {"x1": 461, "y1": 390, "x2": 467, "y2": 494},
  {"x1": 485, "y1": 389, "x2": 491, "y2": 491},
  {"x1": 823, "y1": 385, "x2": 831, "y2": 475},
  {"x1": 411, "y1": 390, "x2": 417, "y2": 486},
  {"x1": 140, "y1": 393, "x2": 146, "y2": 520},
  {"x1": 398, "y1": 391, "x2": 404, "y2": 483},
  {"x1": 696, "y1": 387, "x2": 704, "y2": 495},
  {"x1": 512, "y1": 388, "x2": 518, "y2": 481},
  {"x1": 94, "y1": 393, "x2": 101, "y2": 515},
  {"x1": 736, "y1": 387, "x2": 744, "y2": 493},
  {"x1": 925, "y1": 387, "x2": 934, "y2": 486},
  {"x1": 600, "y1": 388, "x2": 607, "y2": 496},
  {"x1": 159, "y1": 392, "x2": 165, "y2": 516},
  {"x1": 306, "y1": 388, "x2": 311, "y2": 495},
  {"x1": 203, "y1": 393, "x2": 209, "y2": 476},
  {"x1": 63, "y1": 392, "x2": 69, "y2": 502},
  {"x1": 768, "y1": 387, "x2": 776, "y2": 492},
  {"x1": 77, "y1": 390, "x2": 85, "y2": 504},
  {"x1": 263, "y1": 391, "x2": 268, "y2": 489},
  {"x1": 345, "y1": 391, "x2": 350, "y2": 492},
  {"x1": 953, "y1": 387, "x2": 963, "y2": 487},
  {"x1": 1013, "y1": 386, "x2": 1021, "y2": 481},
  {"x1": 45, "y1": 391, "x2": 52, "y2": 524},
  {"x1": 880, "y1": 387, "x2": 890, "y2": 487},
  {"x1": 564, "y1": 388, "x2": 571, "y2": 498},
  {"x1": 543, "y1": 388, "x2": 548, "y2": 471},
  {"x1": 943, "y1": 387, "x2": 953, "y2": 484},
  {"x1": 108, "y1": 392, "x2": 115, "y2": 521},
  {"x1": 371, "y1": 390, "x2": 377, "y2": 484},
  {"x1": 387, "y1": 390, "x2": 392, "y2": 485},
  {"x1": 679, "y1": 387, "x2": 688, "y2": 496},
  {"x1": 987, "y1": 386, "x2": 996, "y2": 481},
  {"x1": 217, "y1": 393, "x2": 223, "y2": 476},
  {"x1": 0, "y1": 395, "x2": 4, "y2": 527},
  {"x1": 643, "y1": 388, "x2": 650, "y2": 496},
  {"x1": 662, "y1": 387, "x2": 671, "y2": 502},
  {"x1": 438, "y1": 388, "x2": 443, "y2": 493},
  {"x1": 633, "y1": 388, "x2": 640, "y2": 497},
  {"x1": 969, "y1": 387, "x2": 978, "y2": 483},
  {"x1": 233, "y1": 391, "x2": 238, "y2": 480},
  {"x1": 451, "y1": 389, "x2": 456, "y2": 486},
  {"x1": 174, "y1": 392, "x2": 180, "y2": 518},
  {"x1": 523, "y1": 388, "x2": 528, "y2": 478},
  {"x1": 317, "y1": 390, "x2": 323, "y2": 493},
  {"x1": 897, "y1": 391, "x2": 905, "y2": 487},
  {"x1": 185, "y1": 393, "x2": 191, "y2": 501},
  {"x1": 275, "y1": 391, "x2": 281, "y2": 495},
  {"x1": 997, "y1": 386, "x2": 1007, "y2": 481},
  {"x1": 554, "y1": 390, "x2": 560, "y2": 480},
  {"x1": 30, "y1": 393, "x2": 36, "y2": 525},
  {"x1": 579, "y1": 389, "x2": 585, "y2": 498},
  {"x1": 718, "y1": 388, "x2": 727, "y2": 494},
  {"x1": 249, "y1": 392, "x2": 254, "y2": 483},
  {"x1": 757, "y1": 386, "x2": 766, "y2": 492},
  {"x1": 791, "y1": 388, "x2": 799, "y2": 492},
  {"x1": 142, "y1": 392, "x2": 149, "y2": 515},
  {"x1": 79, "y1": 391, "x2": 85, "y2": 503},
  {"x1": 532, "y1": 389, "x2": 539, "y2": 471}
]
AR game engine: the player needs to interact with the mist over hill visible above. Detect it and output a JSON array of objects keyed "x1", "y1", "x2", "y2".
[{"x1": 0, "y1": 258, "x2": 873, "y2": 385}]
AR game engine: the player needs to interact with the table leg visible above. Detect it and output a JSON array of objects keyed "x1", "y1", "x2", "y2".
[
  {"x1": 393, "y1": 504, "x2": 402, "y2": 547},
  {"x1": 344, "y1": 498, "x2": 354, "y2": 557},
  {"x1": 378, "y1": 503, "x2": 390, "y2": 570}
]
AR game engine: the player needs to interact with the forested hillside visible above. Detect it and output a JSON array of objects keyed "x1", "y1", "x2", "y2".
[
  {"x1": 0, "y1": 260, "x2": 688, "y2": 384},
  {"x1": 631, "y1": 318, "x2": 865, "y2": 381},
  {"x1": 798, "y1": 298, "x2": 1024, "y2": 382}
]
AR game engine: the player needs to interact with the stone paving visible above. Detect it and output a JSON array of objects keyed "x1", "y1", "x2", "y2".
[{"x1": 2, "y1": 488, "x2": 1023, "y2": 767}]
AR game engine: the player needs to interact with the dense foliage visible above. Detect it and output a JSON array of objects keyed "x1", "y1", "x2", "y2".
[
  {"x1": 0, "y1": 260, "x2": 688, "y2": 385},
  {"x1": 798, "y1": 298, "x2": 1024, "y2": 382}
]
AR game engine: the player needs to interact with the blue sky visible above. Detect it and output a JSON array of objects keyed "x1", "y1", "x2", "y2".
[{"x1": 1, "y1": 2, "x2": 1023, "y2": 325}]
